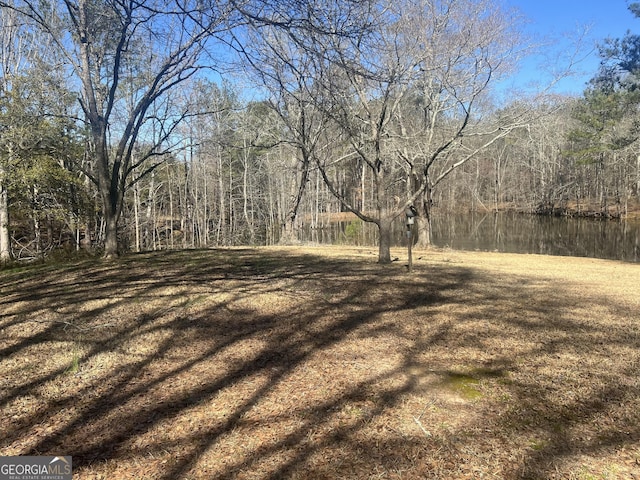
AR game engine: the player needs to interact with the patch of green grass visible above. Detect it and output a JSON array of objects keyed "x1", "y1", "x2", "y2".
[
  {"x1": 570, "y1": 465, "x2": 610, "y2": 480},
  {"x1": 529, "y1": 438, "x2": 548, "y2": 451},
  {"x1": 439, "y1": 366, "x2": 509, "y2": 400},
  {"x1": 443, "y1": 372, "x2": 483, "y2": 400},
  {"x1": 64, "y1": 345, "x2": 82, "y2": 375},
  {"x1": 344, "y1": 405, "x2": 365, "y2": 419}
]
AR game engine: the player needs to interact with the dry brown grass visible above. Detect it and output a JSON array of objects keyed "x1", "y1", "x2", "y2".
[{"x1": 1, "y1": 246, "x2": 639, "y2": 479}]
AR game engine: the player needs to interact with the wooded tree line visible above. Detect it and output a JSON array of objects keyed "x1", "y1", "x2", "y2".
[{"x1": 1, "y1": 0, "x2": 640, "y2": 264}]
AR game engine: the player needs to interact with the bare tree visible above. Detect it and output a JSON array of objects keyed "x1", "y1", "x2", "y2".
[
  {"x1": 2, "y1": 0, "x2": 240, "y2": 257},
  {"x1": 283, "y1": 1, "x2": 419, "y2": 263},
  {"x1": 234, "y1": 14, "x2": 353, "y2": 244},
  {"x1": 384, "y1": 0, "x2": 527, "y2": 247},
  {"x1": 265, "y1": 0, "x2": 526, "y2": 261}
]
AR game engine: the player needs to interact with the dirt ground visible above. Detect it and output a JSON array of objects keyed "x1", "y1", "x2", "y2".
[{"x1": 1, "y1": 246, "x2": 639, "y2": 479}]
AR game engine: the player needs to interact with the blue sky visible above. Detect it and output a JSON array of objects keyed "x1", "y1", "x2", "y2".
[{"x1": 503, "y1": 0, "x2": 639, "y2": 95}]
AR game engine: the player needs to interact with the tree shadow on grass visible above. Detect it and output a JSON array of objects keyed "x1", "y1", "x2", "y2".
[{"x1": 1, "y1": 248, "x2": 639, "y2": 479}]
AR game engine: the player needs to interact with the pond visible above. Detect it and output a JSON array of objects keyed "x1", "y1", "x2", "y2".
[{"x1": 301, "y1": 212, "x2": 640, "y2": 263}]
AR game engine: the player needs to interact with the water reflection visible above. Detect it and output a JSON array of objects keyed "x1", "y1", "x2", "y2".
[
  {"x1": 301, "y1": 212, "x2": 640, "y2": 263},
  {"x1": 432, "y1": 212, "x2": 640, "y2": 262}
]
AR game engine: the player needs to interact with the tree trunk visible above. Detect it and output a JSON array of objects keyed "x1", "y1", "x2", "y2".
[
  {"x1": 133, "y1": 182, "x2": 141, "y2": 252},
  {"x1": 415, "y1": 215, "x2": 432, "y2": 248},
  {"x1": 636, "y1": 154, "x2": 640, "y2": 197},
  {"x1": 96, "y1": 154, "x2": 121, "y2": 258},
  {"x1": 278, "y1": 199, "x2": 301, "y2": 245},
  {"x1": 0, "y1": 178, "x2": 10, "y2": 265},
  {"x1": 414, "y1": 187, "x2": 433, "y2": 248},
  {"x1": 377, "y1": 217, "x2": 393, "y2": 263},
  {"x1": 279, "y1": 214, "x2": 299, "y2": 245},
  {"x1": 103, "y1": 208, "x2": 119, "y2": 259},
  {"x1": 278, "y1": 149, "x2": 310, "y2": 245},
  {"x1": 242, "y1": 148, "x2": 255, "y2": 244},
  {"x1": 146, "y1": 172, "x2": 156, "y2": 250},
  {"x1": 32, "y1": 187, "x2": 42, "y2": 258},
  {"x1": 97, "y1": 152, "x2": 121, "y2": 258},
  {"x1": 216, "y1": 151, "x2": 225, "y2": 245}
]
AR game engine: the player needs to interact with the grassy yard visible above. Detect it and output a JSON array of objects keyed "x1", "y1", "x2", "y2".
[{"x1": 1, "y1": 246, "x2": 639, "y2": 479}]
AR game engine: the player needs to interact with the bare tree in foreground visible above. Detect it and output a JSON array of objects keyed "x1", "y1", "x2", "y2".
[
  {"x1": 289, "y1": 0, "x2": 525, "y2": 261},
  {"x1": 2, "y1": 0, "x2": 239, "y2": 257}
]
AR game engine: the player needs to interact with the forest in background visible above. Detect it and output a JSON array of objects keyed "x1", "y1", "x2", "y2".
[{"x1": 2, "y1": 0, "x2": 640, "y2": 264}]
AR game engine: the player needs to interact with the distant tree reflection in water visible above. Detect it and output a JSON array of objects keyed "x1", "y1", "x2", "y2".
[{"x1": 302, "y1": 212, "x2": 640, "y2": 262}]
